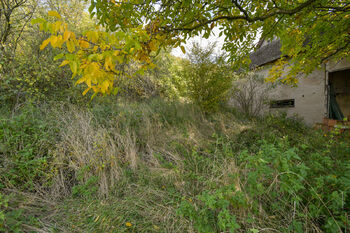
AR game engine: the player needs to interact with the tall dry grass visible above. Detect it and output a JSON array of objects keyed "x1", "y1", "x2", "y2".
[{"x1": 49, "y1": 100, "x2": 240, "y2": 198}]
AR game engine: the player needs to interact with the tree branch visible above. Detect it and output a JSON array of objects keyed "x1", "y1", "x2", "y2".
[{"x1": 167, "y1": 0, "x2": 317, "y2": 32}]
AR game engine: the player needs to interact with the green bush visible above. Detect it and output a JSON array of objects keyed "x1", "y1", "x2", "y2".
[
  {"x1": 0, "y1": 99, "x2": 349, "y2": 232},
  {"x1": 178, "y1": 131, "x2": 350, "y2": 232},
  {"x1": 176, "y1": 42, "x2": 234, "y2": 112},
  {"x1": 0, "y1": 105, "x2": 56, "y2": 191},
  {"x1": 0, "y1": 52, "x2": 87, "y2": 105}
]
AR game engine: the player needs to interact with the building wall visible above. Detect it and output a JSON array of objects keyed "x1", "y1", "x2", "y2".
[
  {"x1": 255, "y1": 66, "x2": 326, "y2": 126},
  {"x1": 230, "y1": 58, "x2": 350, "y2": 126}
]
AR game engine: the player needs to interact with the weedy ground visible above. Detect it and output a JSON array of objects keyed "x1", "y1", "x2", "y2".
[{"x1": 0, "y1": 98, "x2": 349, "y2": 232}]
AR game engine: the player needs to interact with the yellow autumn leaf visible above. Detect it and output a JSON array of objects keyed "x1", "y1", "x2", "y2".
[
  {"x1": 79, "y1": 40, "x2": 90, "y2": 48},
  {"x1": 86, "y1": 31, "x2": 99, "y2": 43},
  {"x1": 149, "y1": 40, "x2": 158, "y2": 51},
  {"x1": 56, "y1": 35, "x2": 63, "y2": 48},
  {"x1": 60, "y1": 22, "x2": 67, "y2": 32},
  {"x1": 104, "y1": 55, "x2": 113, "y2": 71},
  {"x1": 86, "y1": 78, "x2": 92, "y2": 87},
  {"x1": 82, "y1": 87, "x2": 91, "y2": 95},
  {"x1": 63, "y1": 31, "x2": 71, "y2": 41},
  {"x1": 75, "y1": 76, "x2": 86, "y2": 85},
  {"x1": 40, "y1": 38, "x2": 50, "y2": 50},
  {"x1": 59, "y1": 60, "x2": 70, "y2": 67},
  {"x1": 70, "y1": 61, "x2": 78, "y2": 74},
  {"x1": 67, "y1": 40, "x2": 75, "y2": 53},
  {"x1": 116, "y1": 55, "x2": 123, "y2": 64},
  {"x1": 50, "y1": 36, "x2": 58, "y2": 48},
  {"x1": 70, "y1": 31, "x2": 76, "y2": 40},
  {"x1": 101, "y1": 80, "x2": 110, "y2": 92},
  {"x1": 53, "y1": 21, "x2": 62, "y2": 33},
  {"x1": 48, "y1": 11, "x2": 61, "y2": 19}
]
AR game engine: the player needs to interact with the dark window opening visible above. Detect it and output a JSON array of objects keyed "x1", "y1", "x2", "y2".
[
  {"x1": 328, "y1": 69, "x2": 350, "y2": 120},
  {"x1": 270, "y1": 99, "x2": 295, "y2": 108}
]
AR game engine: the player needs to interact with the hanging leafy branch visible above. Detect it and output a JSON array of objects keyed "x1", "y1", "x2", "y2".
[
  {"x1": 33, "y1": 11, "x2": 166, "y2": 97},
  {"x1": 33, "y1": 1, "x2": 350, "y2": 96},
  {"x1": 90, "y1": 0, "x2": 350, "y2": 84}
]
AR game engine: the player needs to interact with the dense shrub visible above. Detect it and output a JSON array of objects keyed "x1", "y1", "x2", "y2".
[
  {"x1": 0, "y1": 100, "x2": 349, "y2": 232},
  {"x1": 116, "y1": 51, "x2": 178, "y2": 100},
  {"x1": 0, "y1": 105, "x2": 57, "y2": 191},
  {"x1": 0, "y1": 54, "x2": 79, "y2": 104},
  {"x1": 176, "y1": 42, "x2": 234, "y2": 112},
  {"x1": 178, "y1": 116, "x2": 350, "y2": 233}
]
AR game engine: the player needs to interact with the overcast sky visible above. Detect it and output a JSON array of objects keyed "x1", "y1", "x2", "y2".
[{"x1": 171, "y1": 28, "x2": 226, "y2": 58}]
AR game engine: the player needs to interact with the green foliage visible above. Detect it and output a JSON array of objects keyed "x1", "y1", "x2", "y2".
[
  {"x1": 91, "y1": 0, "x2": 350, "y2": 83},
  {"x1": 0, "y1": 193, "x2": 23, "y2": 232},
  {"x1": 176, "y1": 43, "x2": 233, "y2": 112},
  {"x1": 178, "y1": 134, "x2": 350, "y2": 232},
  {"x1": 0, "y1": 53, "x2": 81, "y2": 104},
  {"x1": 178, "y1": 184, "x2": 241, "y2": 233},
  {"x1": 0, "y1": 0, "x2": 96, "y2": 104},
  {"x1": 0, "y1": 191, "x2": 51, "y2": 232},
  {"x1": 0, "y1": 105, "x2": 56, "y2": 191},
  {"x1": 115, "y1": 50, "x2": 178, "y2": 100},
  {"x1": 72, "y1": 175, "x2": 98, "y2": 198},
  {"x1": 0, "y1": 99, "x2": 349, "y2": 232}
]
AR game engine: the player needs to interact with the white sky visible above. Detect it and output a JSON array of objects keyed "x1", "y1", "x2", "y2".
[{"x1": 171, "y1": 28, "x2": 226, "y2": 58}]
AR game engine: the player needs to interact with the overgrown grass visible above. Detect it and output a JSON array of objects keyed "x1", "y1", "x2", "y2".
[{"x1": 0, "y1": 98, "x2": 349, "y2": 232}]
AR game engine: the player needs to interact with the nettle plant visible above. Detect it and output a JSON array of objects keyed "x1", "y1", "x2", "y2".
[
  {"x1": 32, "y1": 11, "x2": 171, "y2": 98},
  {"x1": 178, "y1": 138, "x2": 350, "y2": 232}
]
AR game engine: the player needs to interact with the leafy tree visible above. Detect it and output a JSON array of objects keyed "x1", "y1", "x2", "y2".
[
  {"x1": 35, "y1": 1, "x2": 350, "y2": 97},
  {"x1": 42, "y1": 0, "x2": 94, "y2": 33},
  {"x1": 33, "y1": 11, "x2": 162, "y2": 97},
  {"x1": 0, "y1": 0, "x2": 36, "y2": 56},
  {"x1": 176, "y1": 42, "x2": 233, "y2": 112},
  {"x1": 0, "y1": 0, "x2": 96, "y2": 103},
  {"x1": 89, "y1": 0, "x2": 349, "y2": 84},
  {"x1": 114, "y1": 50, "x2": 176, "y2": 100}
]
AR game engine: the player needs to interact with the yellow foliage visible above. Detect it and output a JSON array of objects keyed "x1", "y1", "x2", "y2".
[
  {"x1": 50, "y1": 36, "x2": 58, "y2": 48},
  {"x1": 53, "y1": 21, "x2": 62, "y2": 33},
  {"x1": 148, "y1": 40, "x2": 158, "y2": 51},
  {"x1": 33, "y1": 11, "x2": 160, "y2": 97},
  {"x1": 86, "y1": 31, "x2": 99, "y2": 43},
  {"x1": 66, "y1": 40, "x2": 75, "y2": 53},
  {"x1": 104, "y1": 55, "x2": 114, "y2": 71},
  {"x1": 63, "y1": 31, "x2": 71, "y2": 41},
  {"x1": 40, "y1": 38, "x2": 50, "y2": 50},
  {"x1": 70, "y1": 61, "x2": 78, "y2": 75},
  {"x1": 75, "y1": 76, "x2": 86, "y2": 85},
  {"x1": 79, "y1": 39, "x2": 90, "y2": 48},
  {"x1": 82, "y1": 87, "x2": 91, "y2": 95},
  {"x1": 48, "y1": 10, "x2": 61, "y2": 19},
  {"x1": 59, "y1": 60, "x2": 70, "y2": 67}
]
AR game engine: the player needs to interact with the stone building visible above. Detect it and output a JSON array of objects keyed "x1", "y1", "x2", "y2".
[{"x1": 246, "y1": 39, "x2": 350, "y2": 126}]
